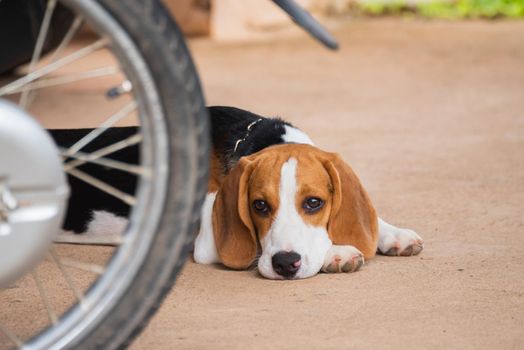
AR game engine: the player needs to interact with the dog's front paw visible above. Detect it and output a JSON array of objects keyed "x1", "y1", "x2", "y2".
[
  {"x1": 322, "y1": 245, "x2": 364, "y2": 273},
  {"x1": 378, "y1": 226, "x2": 424, "y2": 256}
]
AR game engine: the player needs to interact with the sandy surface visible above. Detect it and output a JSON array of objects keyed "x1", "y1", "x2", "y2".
[
  {"x1": 134, "y1": 19, "x2": 524, "y2": 349},
  {"x1": 1, "y1": 18, "x2": 523, "y2": 349}
]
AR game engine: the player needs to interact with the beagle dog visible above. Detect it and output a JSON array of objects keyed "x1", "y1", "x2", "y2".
[
  {"x1": 194, "y1": 106, "x2": 424, "y2": 279},
  {"x1": 49, "y1": 106, "x2": 423, "y2": 280}
]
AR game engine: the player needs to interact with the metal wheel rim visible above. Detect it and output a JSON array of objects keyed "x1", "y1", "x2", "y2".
[{"x1": 0, "y1": 0, "x2": 171, "y2": 348}]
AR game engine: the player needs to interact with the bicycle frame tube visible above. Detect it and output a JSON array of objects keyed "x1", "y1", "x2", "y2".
[{"x1": 272, "y1": 0, "x2": 339, "y2": 50}]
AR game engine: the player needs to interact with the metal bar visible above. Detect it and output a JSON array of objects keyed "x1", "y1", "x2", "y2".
[
  {"x1": 0, "y1": 323, "x2": 23, "y2": 348},
  {"x1": 0, "y1": 38, "x2": 108, "y2": 96},
  {"x1": 54, "y1": 257, "x2": 106, "y2": 275},
  {"x1": 63, "y1": 133, "x2": 142, "y2": 171},
  {"x1": 31, "y1": 270, "x2": 58, "y2": 325},
  {"x1": 65, "y1": 168, "x2": 136, "y2": 206},
  {"x1": 54, "y1": 233, "x2": 123, "y2": 246},
  {"x1": 49, "y1": 250, "x2": 84, "y2": 302},
  {"x1": 6, "y1": 67, "x2": 119, "y2": 94},
  {"x1": 48, "y1": 15, "x2": 84, "y2": 63},
  {"x1": 19, "y1": 0, "x2": 57, "y2": 108},
  {"x1": 271, "y1": 0, "x2": 339, "y2": 50},
  {"x1": 63, "y1": 101, "x2": 137, "y2": 156},
  {"x1": 22, "y1": 15, "x2": 85, "y2": 106},
  {"x1": 59, "y1": 147, "x2": 150, "y2": 177}
]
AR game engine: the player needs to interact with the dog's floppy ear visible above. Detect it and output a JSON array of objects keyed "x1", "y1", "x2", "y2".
[
  {"x1": 212, "y1": 157, "x2": 257, "y2": 269},
  {"x1": 323, "y1": 153, "x2": 378, "y2": 258}
]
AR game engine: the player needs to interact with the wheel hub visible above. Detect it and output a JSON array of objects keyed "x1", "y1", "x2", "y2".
[{"x1": 0, "y1": 99, "x2": 68, "y2": 287}]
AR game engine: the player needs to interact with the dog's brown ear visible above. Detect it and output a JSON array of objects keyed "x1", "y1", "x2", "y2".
[
  {"x1": 323, "y1": 153, "x2": 378, "y2": 258},
  {"x1": 212, "y1": 157, "x2": 257, "y2": 269}
]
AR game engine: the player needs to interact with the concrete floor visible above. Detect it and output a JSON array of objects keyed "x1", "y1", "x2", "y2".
[
  {"x1": 1, "y1": 18, "x2": 523, "y2": 349},
  {"x1": 134, "y1": 19, "x2": 524, "y2": 349}
]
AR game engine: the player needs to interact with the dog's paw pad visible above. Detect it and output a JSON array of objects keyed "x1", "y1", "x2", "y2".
[
  {"x1": 401, "y1": 240, "x2": 424, "y2": 256},
  {"x1": 324, "y1": 259, "x2": 341, "y2": 273},
  {"x1": 379, "y1": 227, "x2": 424, "y2": 257},
  {"x1": 322, "y1": 246, "x2": 364, "y2": 273},
  {"x1": 384, "y1": 243, "x2": 422, "y2": 256},
  {"x1": 341, "y1": 255, "x2": 364, "y2": 272}
]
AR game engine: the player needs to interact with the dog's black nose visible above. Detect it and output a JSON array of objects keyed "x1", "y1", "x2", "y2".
[{"x1": 272, "y1": 251, "x2": 301, "y2": 278}]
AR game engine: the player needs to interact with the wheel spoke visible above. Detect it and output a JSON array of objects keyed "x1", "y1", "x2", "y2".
[
  {"x1": 31, "y1": 270, "x2": 58, "y2": 325},
  {"x1": 48, "y1": 15, "x2": 84, "y2": 63},
  {"x1": 22, "y1": 15, "x2": 85, "y2": 106},
  {"x1": 59, "y1": 147, "x2": 151, "y2": 177},
  {"x1": 4, "y1": 67, "x2": 119, "y2": 95},
  {"x1": 65, "y1": 168, "x2": 137, "y2": 206},
  {"x1": 54, "y1": 232, "x2": 124, "y2": 246},
  {"x1": 63, "y1": 133, "x2": 142, "y2": 171},
  {"x1": 63, "y1": 101, "x2": 138, "y2": 157},
  {"x1": 19, "y1": 0, "x2": 57, "y2": 108},
  {"x1": 53, "y1": 257, "x2": 105, "y2": 275},
  {"x1": 0, "y1": 323, "x2": 23, "y2": 348},
  {"x1": 0, "y1": 38, "x2": 108, "y2": 97},
  {"x1": 49, "y1": 250, "x2": 84, "y2": 303}
]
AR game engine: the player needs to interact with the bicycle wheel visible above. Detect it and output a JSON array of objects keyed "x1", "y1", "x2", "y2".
[{"x1": 0, "y1": 0, "x2": 209, "y2": 349}]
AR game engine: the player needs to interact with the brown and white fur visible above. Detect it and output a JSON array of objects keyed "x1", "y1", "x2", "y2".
[{"x1": 194, "y1": 107, "x2": 423, "y2": 279}]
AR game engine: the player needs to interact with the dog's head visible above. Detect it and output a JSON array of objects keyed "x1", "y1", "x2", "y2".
[{"x1": 212, "y1": 144, "x2": 378, "y2": 279}]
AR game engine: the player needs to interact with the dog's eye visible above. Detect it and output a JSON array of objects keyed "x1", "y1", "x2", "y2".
[
  {"x1": 303, "y1": 197, "x2": 324, "y2": 213},
  {"x1": 253, "y1": 200, "x2": 270, "y2": 215}
]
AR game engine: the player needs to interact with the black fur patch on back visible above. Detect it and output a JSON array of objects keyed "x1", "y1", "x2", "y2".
[
  {"x1": 209, "y1": 106, "x2": 292, "y2": 172},
  {"x1": 49, "y1": 107, "x2": 295, "y2": 233}
]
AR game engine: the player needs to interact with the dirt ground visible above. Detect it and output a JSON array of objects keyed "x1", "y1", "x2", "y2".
[
  {"x1": 1, "y1": 18, "x2": 523, "y2": 349},
  {"x1": 133, "y1": 19, "x2": 524, "y2": 349}
]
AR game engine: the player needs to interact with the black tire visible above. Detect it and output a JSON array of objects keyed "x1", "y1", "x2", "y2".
[
  {"x1": 63, "y1": 1, "x2": 209, "y2": 348},
  {"x1": 0, "y1": 0, "x2": 208, "y2": 347}
]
